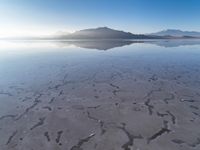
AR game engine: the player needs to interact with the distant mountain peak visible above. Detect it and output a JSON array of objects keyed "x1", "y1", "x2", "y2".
[
  {"x1": 164, "y1": 29, "x2": 182, "y2": 31},
  {"x1": 79, "y1": 27, "x2": 118, "y2": 32},
  {"x1": 151, "y1": 29, "x2": 200, "y2": 37},
  {"x1": 67, "y1": 27, "x2": 140, "y2": 39},
  {"x1": 96, "y1": 26, "x2": 110, "y2": 29}
]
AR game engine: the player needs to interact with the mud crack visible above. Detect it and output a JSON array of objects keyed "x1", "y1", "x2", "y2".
[
  {"x1": 117, "y1": 123, "x2": 143, "y2": 150},
  {"x1": 6, "y1": 130, "x2": 17, "y2": 145},
  {"x1": 87, "y1": 111, "x2": 106, "y2": 135},
  {"x1": 70, "y1": 133, "x2": 95, "y2": 150},
  {"x1": 144, "y1": 99, "x2": 154, "y2": 115},
  {"x1": 147, "y1": 120, "x2": 171, "y2": 144},
  {"x1": 30, "y1": 117, "x2": 46, "y2": 130},
  {"x1": 166, "y1": 111, "x2": 176, "y2": 124}
]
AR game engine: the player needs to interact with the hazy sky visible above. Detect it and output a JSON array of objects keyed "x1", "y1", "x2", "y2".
[{"x1": 0, "y1": 0, "x2": 200, "y2": 37}]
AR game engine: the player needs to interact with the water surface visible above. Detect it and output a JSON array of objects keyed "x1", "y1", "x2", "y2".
[{"x1": 0, "y1": 40, "x2": 200, "y2": 150}]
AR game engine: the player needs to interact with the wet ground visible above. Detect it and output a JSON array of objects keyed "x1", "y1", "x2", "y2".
[{"x1": 0, "y1": 40, "x2": 200, "y2": 150}]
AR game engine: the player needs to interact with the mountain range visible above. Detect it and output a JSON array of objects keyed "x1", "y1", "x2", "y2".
[
  {"x1": 2, "y1": 27, "x2": 200, "y2": 40},
  {"x1": 53, "y1": 27, "x2": 158, "y2": 39},
  {"x1": 53, "y1": 27, "x2": 200, "y2": 39},
  {"x1": 150, "y1": 29, "x2": 200, "y2": 37}
]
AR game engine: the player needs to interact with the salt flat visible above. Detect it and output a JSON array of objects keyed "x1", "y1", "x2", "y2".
[{"x1": 0, "y1": 40, "x2": 200, "y2": 150}]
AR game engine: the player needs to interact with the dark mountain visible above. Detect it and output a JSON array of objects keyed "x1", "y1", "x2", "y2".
[
  {"x1": 55, "y1": 27, "x2": 161, "y2": 39},
  {"x1": 150, "y1": 29, "x2": 200, "y2": 37}
]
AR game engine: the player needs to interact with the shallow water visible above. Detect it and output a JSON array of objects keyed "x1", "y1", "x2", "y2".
[
  {"x1": 1, "y1": 40, "x2": 200, "y2": 89},
  {"x1": 0, "y1": 40, "x2": 200, "y2": 150}
]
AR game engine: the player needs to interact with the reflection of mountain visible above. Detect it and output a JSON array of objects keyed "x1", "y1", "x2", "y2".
[
  {"x1": 2, "y1": 39, "x2": 200, "y2": 50},
  {"x1": 149, "y1": 39, "x2": 200, "y2": 48},
  {"x1": 56, "y1": 40, "x2": 145, "y2": 50},
  {"x1": 54, "y1": 39, "x2": 200, "y2": 50}
]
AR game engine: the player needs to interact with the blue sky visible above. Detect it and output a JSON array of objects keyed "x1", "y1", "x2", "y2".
[{"x1": 0, "y1": 0, "x2": 200, "y2": 36}]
